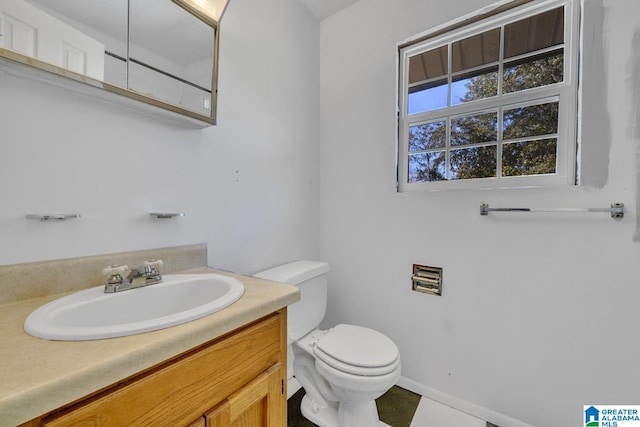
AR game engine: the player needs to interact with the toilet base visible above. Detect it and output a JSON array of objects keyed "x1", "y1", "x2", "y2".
[{"x1": 300, "y1": 395, "x2": 390, "y2": 427}]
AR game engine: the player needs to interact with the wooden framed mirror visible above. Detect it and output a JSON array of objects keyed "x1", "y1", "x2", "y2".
[{"x1": 0, "y1": 0, "x2": 226, "y2": 126}]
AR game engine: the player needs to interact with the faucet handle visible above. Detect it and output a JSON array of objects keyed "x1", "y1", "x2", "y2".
[
  {"x1": 102, "y1": 265, "x2": 130, "y2": 281},
  {"x1": 143, "y1": 259, "x2": 163, "y2": 283},
  {"x1": 144, "y1": 259, "x2": 163, "y2": 270}
]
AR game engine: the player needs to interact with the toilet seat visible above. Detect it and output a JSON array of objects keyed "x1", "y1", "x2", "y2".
[{"x1": 313, "y1": 324, "x2": 399, "y2": 376}]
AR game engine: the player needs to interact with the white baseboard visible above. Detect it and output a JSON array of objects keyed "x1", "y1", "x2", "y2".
[{"x1": 396, "y1": 377, "x2": 535, "y2": 427}]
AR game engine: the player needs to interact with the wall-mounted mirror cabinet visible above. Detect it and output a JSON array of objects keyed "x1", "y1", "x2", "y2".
[{"x1": 0, "y1": 0, "x2": 227, "y2": 126}]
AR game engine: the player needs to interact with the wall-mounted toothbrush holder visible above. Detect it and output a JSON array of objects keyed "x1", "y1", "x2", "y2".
[
  {"x1": 26, "y1": 214, "x2": 81, "y2": 222},
  {"x1": 150, "y1": 213, "x2": 185, "y2": 219}
]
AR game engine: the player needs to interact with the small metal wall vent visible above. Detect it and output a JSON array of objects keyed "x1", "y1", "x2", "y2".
[{"x1": 412, "y1": 264, "x2": 442, "y2": 296}]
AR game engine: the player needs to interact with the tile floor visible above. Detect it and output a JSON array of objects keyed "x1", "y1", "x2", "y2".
[
  {"x1": 287, "y1": 386, "x2": 497, "y2": 427},
  {"x1": 409, "y1": 397, "x2": 492, "y2": 427}
]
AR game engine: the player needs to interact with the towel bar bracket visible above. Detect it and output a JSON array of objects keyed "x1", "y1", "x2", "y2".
[{"x1": 610, "y1": 203, "x2": 625, "y2": 219}]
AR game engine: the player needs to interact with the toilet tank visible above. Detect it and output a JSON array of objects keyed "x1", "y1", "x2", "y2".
[{"x1": 253, "y1": 260, "x2": 329, "y2": 342}]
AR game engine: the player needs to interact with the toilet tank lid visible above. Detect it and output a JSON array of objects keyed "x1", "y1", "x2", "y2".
[{"x1": 253, "y1": 260, "x2": 329, "y2": 285}]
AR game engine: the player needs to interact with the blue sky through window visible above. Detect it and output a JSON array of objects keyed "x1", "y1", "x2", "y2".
[
  {"x1": 408, "y1": 81, "x2": 474, "y2": 115},
  {"x1": 408, "y1": 84, "x2": 447, "y2": 114}
]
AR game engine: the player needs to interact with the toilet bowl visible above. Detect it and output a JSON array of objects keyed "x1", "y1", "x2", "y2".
[
  {"x1": 254, "y1": 261, "x2": 401, "y2": 427},
  {"x1": 295, "y1": 325, "x2": 400, "y2": 427}
]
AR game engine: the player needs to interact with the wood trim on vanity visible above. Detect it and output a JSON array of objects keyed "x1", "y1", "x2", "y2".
[{"x1": 20, "y1": 309, "x2": 287, "y2": 427}]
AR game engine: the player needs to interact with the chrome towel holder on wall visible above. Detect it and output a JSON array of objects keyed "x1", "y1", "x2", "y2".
[
  {"x1": 25, "y1": 214, "x2": 81, "y2": 222},
  {"x1": 480, "y1": 202, "x2": 625, "y2": 219}
]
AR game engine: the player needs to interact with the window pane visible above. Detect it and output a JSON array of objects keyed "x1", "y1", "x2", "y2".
[
  {"x1": 452, "y1": 28, "x2": 500, "y2": 73},
  {"x1": 502, "y1": 138, "x2": 557, "y2": 176},
  {"x1": 503, "y1": 101, "x2": 559, "y2": 140},
  {"x1": 451, "y1": 112, "x2": 497, "y2": 146},
  {"x1": 408, "y1": 79, "x2": 448, "y2": 114},
  {"x1": 504, "y1": 7, "x2": 564, "y2": 59},
  {"x1": 409, "y1": 45, "x2": 448, "y2": 84},
  {"x1": 409, "y1": 121, "x2": 446, "y2": 151},
  {"x1": 503, "y1": 50, "x2": 564, "y2": 93},
  {"x1": 450, "y1": 145, "x2": 497, "y2": 179},
  {"x1": 452, "y1": 67, "x2": 498, "y2": 105},
  {"x1": 409, "y1": 152, "x2": 447, "y2": 182}
]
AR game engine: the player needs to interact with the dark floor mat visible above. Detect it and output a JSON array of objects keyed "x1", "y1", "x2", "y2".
[{"x1": 287, "y1": 385, "x2": 420, "y2": 427}]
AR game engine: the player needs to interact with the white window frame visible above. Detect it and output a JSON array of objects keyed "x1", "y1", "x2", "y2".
[{"x1": 397, "y1": 0, "x2": 581, "y2": 192}]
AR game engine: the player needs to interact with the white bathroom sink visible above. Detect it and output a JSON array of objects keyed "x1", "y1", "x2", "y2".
[{"x1": 24, "y1": 274, "x2": 245, "y2": 341}]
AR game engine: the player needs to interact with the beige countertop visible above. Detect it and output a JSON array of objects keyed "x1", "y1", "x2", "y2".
[{"x1": 0, "y1": 267, "x2": 299, "y2": 426}]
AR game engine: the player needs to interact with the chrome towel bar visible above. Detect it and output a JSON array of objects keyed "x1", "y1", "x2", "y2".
[
  {"x1": 150, "y1": 212, "x2": 185, "y2": 219},
  {"x1": 26, "y1": 214, "x2": 81, "y2": 222},
  {"x1": 480, "y1": 202, "x2": 625, "y2": 219}
]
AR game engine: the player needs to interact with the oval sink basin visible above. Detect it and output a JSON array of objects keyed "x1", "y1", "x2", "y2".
[{"x1": 24, "y1": 274, "x2": 245, "y2": 341}]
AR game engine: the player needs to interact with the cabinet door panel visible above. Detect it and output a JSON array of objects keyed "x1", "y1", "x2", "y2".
[
  {"x1": 205, "y1": 362, "x2": 284, "y2": 427},
  {"x1": 187, "y1": 417, "x2": 206, "y2": 427}
]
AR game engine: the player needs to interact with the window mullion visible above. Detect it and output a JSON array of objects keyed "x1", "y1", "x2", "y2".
[
  {"x1": 446, "y1": 42, "x2": 453, "y2": 179},
  {"x1": 496, "y1": 24, "x2": 505, "y2": 178},
  {"x1": 447, "y1": 42, "x2": 453, "y2": 107},
  {"x1": 497, "y1": 106, "x2": 504, "y2": 178},
  {"x1": 445, "y1": 117, "x2": 451, "y2": 179}
]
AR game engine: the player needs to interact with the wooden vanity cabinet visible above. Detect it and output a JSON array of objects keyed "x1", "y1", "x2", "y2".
[{"x1": 21, "y1": 310, "x2": 287, "y2": 427}]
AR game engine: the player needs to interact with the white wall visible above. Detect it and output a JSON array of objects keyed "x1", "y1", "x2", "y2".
[
  {"x1": 318, "y1": 0, "x2": 640, "y2": 426},
  {"x1": 4, "y1": 0, "x2": 639, "y2": 424},
  {"x1": 0, "y1": 0, "x2": 320, "y2": 275}
]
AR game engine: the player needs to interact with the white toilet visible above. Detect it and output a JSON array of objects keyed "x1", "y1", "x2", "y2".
[{"x1": 254, "y1": 260, "x2": 401, "y2": 427}]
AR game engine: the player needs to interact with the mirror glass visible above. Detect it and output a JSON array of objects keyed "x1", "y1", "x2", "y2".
[
  {"x1": 1, "y1": 0, "x2": 128, "y2": 85},
  {"x1": 0, "y1": 0, "x2": 219, "y2": 124},
  {"x1": 129, "y1": 0, "x2": 215, "y2": 116}
]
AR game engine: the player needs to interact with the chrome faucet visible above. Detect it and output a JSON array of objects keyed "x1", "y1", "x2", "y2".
[{"x1": 102, "y1": 259, "x2": 163, "y2": 293}]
